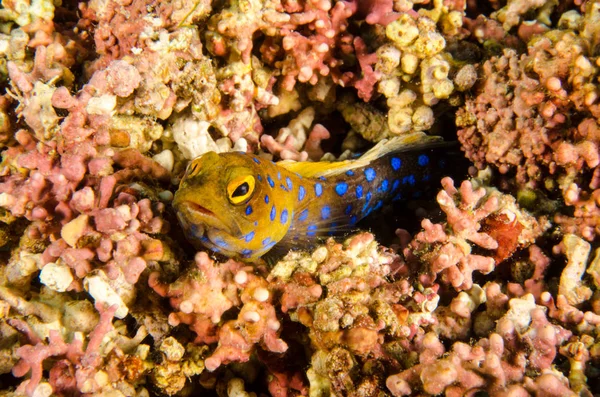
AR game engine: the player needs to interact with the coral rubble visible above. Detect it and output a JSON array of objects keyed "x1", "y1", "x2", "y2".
[{"x1": 0, "y1": 0, "x2": 599, "y2": 395}]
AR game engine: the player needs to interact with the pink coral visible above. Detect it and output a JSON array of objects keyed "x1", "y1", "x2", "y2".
[
  {"x1": 387, "y1": 289, "x2": 573, "y2": 396},
  {"x1": 456, "y1": 10, "x2": 600, "y2": 240},
  {"x1": 261, "y1": 123, "x2": 331, "y2": 161},
  {"x1": 12, "y1": 304, "x2": 146, "y2": 396},
  {"x1": 207, "y1": 0, "x2": 382, "y2": 100},
  {"x1": 1, "y1": 0, "x2": 600, "y2": 395},
  {"x1": 357, "y1": 0, "x2": 398, "y2": 26},
  {"x1": 149, "y1": 252, "x2": 287, "y2": 371},
  {"x1": 406, "y1": 177, "x2": 545, "y2": 290},
  {"x1": 78, "y1": 0, "x2": 156, "y2": 73}
]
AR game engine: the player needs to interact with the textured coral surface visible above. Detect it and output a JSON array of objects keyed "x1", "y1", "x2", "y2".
[{"x1": 0, "y1": 0, "x2": 599, "y2": 396}]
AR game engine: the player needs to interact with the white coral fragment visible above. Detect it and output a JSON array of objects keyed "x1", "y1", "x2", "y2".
[
  {"x1": 39, "y1": 262, "x2": 74, "y2": 292},
  {"x1": 559, "y1": 234, "x2": 593, "y2": 305},
  {"x1": 170, "y1": 115, "x2": 219, "y2": 159},
  {"x1": 83, "y1": 270, "x2": 129, "y2": 319},
  {"x1": 86, "y1": 94, "x2": 117, "y2": 116},
  {"x1": 501, "y1": 293, "x2": 543, "y2": 333},
  {"x1": 152, "y1": 150, "x2": 175, "y2": 173}
]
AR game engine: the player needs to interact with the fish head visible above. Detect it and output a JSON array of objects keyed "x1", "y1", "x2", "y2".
[{"x1": 173, "y1": 151, "x2": 293, "y2": 260}]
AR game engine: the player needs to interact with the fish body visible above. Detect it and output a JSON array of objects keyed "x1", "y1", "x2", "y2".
[{"x1": 173, "y1": 132, "x2": 457, "y2": 261}]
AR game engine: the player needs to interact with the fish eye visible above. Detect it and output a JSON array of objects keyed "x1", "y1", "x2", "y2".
[
  {"x1": 187, "y1": 160, "x2": 201, "y2": 177},
  {"x1": 227, "y1": 175, "x2": 255, "y2": 205}
]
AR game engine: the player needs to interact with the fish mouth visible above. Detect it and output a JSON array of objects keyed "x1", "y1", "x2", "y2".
[
  {"x1": 174, "y1": 200, "x2": 241, "y2": 237},
  {"x1": 185, "y1": 202, "x2": 215, "y2": 217},
  {"x1": 176, "y1": 200, "x2": 219, "y2": 221}
]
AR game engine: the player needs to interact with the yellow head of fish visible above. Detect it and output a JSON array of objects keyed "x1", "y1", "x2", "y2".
[{"x1": 173, "y1": 152, "x2": 296, "y2": 260}]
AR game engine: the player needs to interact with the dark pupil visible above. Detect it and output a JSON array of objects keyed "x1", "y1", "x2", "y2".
[{"x1": 232, "y1": 182, "x2": 249, "y2": 197}]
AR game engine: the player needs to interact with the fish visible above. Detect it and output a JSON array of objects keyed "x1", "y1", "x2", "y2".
[{"x1": 173, "y1": 132, "x2": 460, "y2": 262}]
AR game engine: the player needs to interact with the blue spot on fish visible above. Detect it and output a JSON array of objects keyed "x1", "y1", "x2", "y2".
[
  {"x1": 392, "y1": 179, "x2": 400, "y2": 191},
  {"x1": 241, "y1": 249, "x2": 252, "y2": 257},
  {"x1": 270, "y1": 206, "x2": 276, "y2": 221},
  {"x1": 418, "y1": 154, "x2": 429, "y2": 166},
  {"x1": 335, "y1": 182, "x2": 348, "y2": 196},
  {"x1": 257, "y1": 175, "x2": 263, "y2": 182},
  {"x1": 286, "y1": 177, "x2": 293, "y2": 190},
  {"x1": 265, "y1": 240, "x2": 276, "y2": 249},
  {"x1": 379, "y1": 179, "x2": 389, "y2": 192},
  {"x1": 264, "y1": 195, "x2": 269, "y2": 204},
  {"x1": 262, "y1": 237, "x2": 272, "y2": 246},
  {"x1": 391, "y1": 157, "x2": 402, "y2": 171},
  {"x1": 298, "y1": 186, "x2": 306, "y2": 201},
  {"x1": 402, "y1": 175, "x2": 416, "y2": 185},
  {"x1": 393, "y1": 193, "x2": 403, "y2": 201},
  {"x1": 214, "y1": 238, "x2": 228, "y2": 248},
  {"x1": 373, "y1": 200, "x2": 383, "y2": 211},
  {"x1": 298, "y1": 209, "x2": 308, "y2": 221},
  {"x1": 362, "y1": 192, "x2": 373, "y2": 214},
  {"x1": 267, "y1": 175, "x2": 275, "y2": 187},
  {"x1": 245, "y1": 205, "x2": 252, "y2": 215},
  {"x1": 307, "y1": 225, "x2": 317, "y2": 236},
  {"x1": 365, "y1": 168, "x2": 376, "y2": 182},
  {"x1": 345, "y1": 204, "x2": 352, "y2": 215},
  {"x1": 346, "y1": 170, "x2": 355, "y2": 176},
  {"x1": 280, "y1": 209, "x2": 289, "y2": 224},
  {"x1": 315, "y1": 183, "x2": 323, "y2": 197},
  {"x1": 244, "y1": 231, "x2": 255, "y2": 242},
  {"x1": 321, "y1": 206, "x2": 331, "y2": 220},
  {"x1": 356, "y1": 185, "x2": 363, "y2": 199},
  {"x1": 253, "y1": 157, "x2": 261, "y2": 164},
  {"x1": 350, "y1": 215, "x2": 357, "y2": 224},
  {"x1": 277, "y1": 171, "x2": 281, "y2": 180},
  {"x1": 423, "y1": 174, "x2": 430, "y2": 182},
  {"x1": 319, "y1": 176, "x2": 326, "y2": 181}
]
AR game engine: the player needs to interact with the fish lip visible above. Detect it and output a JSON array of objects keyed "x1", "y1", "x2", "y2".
[
  {"x1": 176, "y1": 200, "x2": 219, "y2": 221},
  {"x1": 184, "y1": 201, "x2": 215, "y2": 217},
  {"x1": 175, "y1": 200, "x2": 239, "y2": 236}
]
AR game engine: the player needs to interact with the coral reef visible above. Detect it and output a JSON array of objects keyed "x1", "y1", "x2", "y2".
[
  {"x1": 408, "y1": 176, "x2": 549, "y2": 291},
  {"x1": 456, "y1": 2, "x2": 600, "y2": 240},
  {"x1": 0, "y1": 0, "x2": 599, "y2": 395}
]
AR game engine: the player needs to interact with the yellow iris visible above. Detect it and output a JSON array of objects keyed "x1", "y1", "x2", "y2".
[{"x1": 227, "y1": 175, "x2": 255, "y2": 204}]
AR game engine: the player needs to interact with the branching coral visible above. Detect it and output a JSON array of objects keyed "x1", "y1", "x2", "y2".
[
  {"x1": 387, "y1": 321, "x2": 573, "y2": 397},
  {"x1": 267, "y1": 233, "x2": 415, "y2": 396},
  {"x1": 260, "y1": 107, "x2": 331, "y2": 161},
  {"x1": 407, "y1": 177, "x2": 548, "y2": 290},
  {"x1": 456, "y1": 3, "x2": 600, "y2": 240},
  {"x1": 8, "y1": 299, "x2": 150, "y2": 397},
  {"x1": 0, "y1": 0, "x2": 599, "y2": 395},
  {"x1": 149, "y1": 252, "x2": 287, "y2": 372}
]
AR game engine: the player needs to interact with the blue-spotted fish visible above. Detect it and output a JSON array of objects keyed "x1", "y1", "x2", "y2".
[{"x1": 173, "y1": 132, "x2": 457, "y2": 261}]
